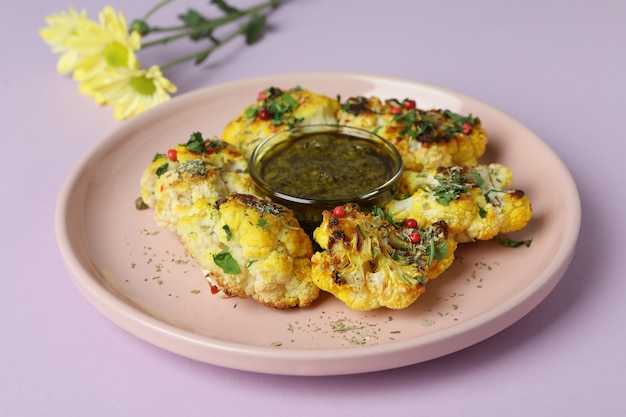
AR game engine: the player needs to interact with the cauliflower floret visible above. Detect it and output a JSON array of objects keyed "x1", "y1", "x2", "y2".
[
  {"x1": 338, "y1": 97, "x2": 487, "y2": 171},
  {"x1": 311, "y1": 203, "x2": 457, "y2": 311},
  {"x1": 139, "y1": 132, "x2": 255, "y2": 231},
  {"x1": 221, "y1": 86, "x2": 341, "y2": 158},
  {"x1": 336, "y1": 96, "x2": 392, "y2": 131},
  {"x1": 176, "y1": 194, "x2": 319, "y2": 309},
  {"x1": 386, "y1": 164, "x2": 532, "y2": 242}
]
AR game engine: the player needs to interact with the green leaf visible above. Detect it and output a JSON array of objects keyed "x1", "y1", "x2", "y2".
[
  {"x1": 249, "y1": 90, "x2": 302, "y2": 127},
  {"x1": 280, "y1": 92, "x2": 298, "y2": 108},
  {"x1": 257, "y1": 218, "x2": 271, "y2": 230},
  {"x1": 443, "y1": 110, "x2": 479, "y2": 134},
  {"x1": 135, "y1": 197, "x2": 149, "y2": 210},
  {"x1": 477, "y1": 205, "x2": 487, "y2": 218},
  {"x1": 195, "y1": 50, "x2": 211, "y2": 65},
  {"x1": 155, "y1": 162, "x2": 169, "y2": 177},
  {"x1": 393, "y1": 109, "x2": 434, "y2": 139},
  {"x1": 431, "y1": 168, "x2": 470, "y2": 206},
  {"x1": 245, "y1": 106, "x2": 258, "y2": 119},
  {"x1": 433, "y1": 241, "x2": 449, "y2": 260},
  {"x1": 244, "y1": 14, "x2": 267, "y2": 45},
  {"x1": 213, "y1": 248, "x2": 241, "y2": 274},
  {"x1": 496, "y1": 238, "x2": 532, "y2": 248},
  {"x1": 211, "y1": 0, "x2": 239, "y2": 14},
  {"x1": 185, "y1": 132, "x2": 206, "y2": 153},
  {"x1": 371, "y1": 207, "x2": 385, "y2": 220},
  {"x1": 222, "y1": 224, "x2": 232, "y2": 241},
  {"x1": 472, "y1": 171, "x2": 486, "y2": 189},
  {"x1": 385, "y1": 210, "x2": 403, "y2": 229},
  {"x1": 178, "y1": 9, "x2": 214, "y2": 41}
]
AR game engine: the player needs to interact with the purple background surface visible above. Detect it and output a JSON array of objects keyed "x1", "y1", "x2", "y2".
[{"x1": 2, "y1": 0, "x2": 624, "y2": 415}]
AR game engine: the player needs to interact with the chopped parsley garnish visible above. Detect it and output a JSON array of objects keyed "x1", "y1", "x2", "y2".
[
  {"x1": 477, "y1": 205, "x2": 487, "y2": 218},
  {"x1": 155, "y1": 162, "x2": 169, "y2": 177},
  {"x1": 414, "y1": 275, "x2": 426, "y2": 286},
  {"x1": 247, "y1": 87, "x2": 304, "y2": 127},
  {"x1": 212, "y1": 248, "x2": 241, "y2": 274},
  {"x1": 372, "y1": 206, "x2": 403, "y2": 229},
  {"x1": 471, "y1": 171, "x2": 487, "y2": 189},
  {"x1": 432, "y1": 167, "x2": 470, "y2": 206},
  {"x1": 222, "y1": 224, "x2": 232, "y2": 241},
  {"x1": 426, "y1": 239, "x2": 449, "y2": 266},
  {"x1": 244, "y1": 106, "x2": 258, "y2": 119},
  {"x1": 392, "y1": 109, "x2": 435, "y2": 139},
  {"x1": 443, "y1": 110, "x2": 480, "y2": 134},
  {"x1": 496, "y1": 237, "x2": 532, "y2": 248},
  {"x1": 185, "y1": 131, "x2": 206, "y2": 153},
  {"x1": 134, "y1": 197, "x2": 149, "y2": 210},
  {"x1": 257, "y1": 218, "x2": 271, "y2": 230}
]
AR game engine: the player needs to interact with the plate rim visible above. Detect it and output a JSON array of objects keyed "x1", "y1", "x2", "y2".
[{"x1": 55, "y1": 71, "x2": 581, "y2": 375}]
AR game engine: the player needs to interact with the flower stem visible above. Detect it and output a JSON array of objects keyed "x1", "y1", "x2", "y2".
[
  {"x1": 141, "y1": 0, "x2": 280, "y2": 48},
  {"x1": 159, "y1": 23, "x2": 246, "y2": 71},
  {"x1": 143, "y1": 0, "x2": 174, "y2": 21}
]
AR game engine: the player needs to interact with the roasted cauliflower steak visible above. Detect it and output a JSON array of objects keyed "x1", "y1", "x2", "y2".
[
  {"x1": 176, "y1": 194, "x2": 320, "y2": 309},
  {"x1": 311, "y1": 203, "x2": 457, "y2": 311},
  {"x1": 338, "y1": 96, "x2": 487, "y2": 171},
  {"x1": 139, "y1": 132, "x2": 254, "y2": 231},
  {"x1": 222, "y1": 86, "x2": 341, "y2": 158},
  {"x1": 386, "y1": 164, "x2": 532, "y2": 242}
]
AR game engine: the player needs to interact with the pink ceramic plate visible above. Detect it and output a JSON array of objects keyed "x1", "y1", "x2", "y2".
[{"x1": 55, "y1": 72, "x2": 580, "y2": 376}]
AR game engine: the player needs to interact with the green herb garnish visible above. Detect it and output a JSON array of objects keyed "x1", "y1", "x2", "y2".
[
  {"x1": 212, "y1": 248, "x2": 241, "y2": 274},
  {"x1": 497, "y1": 238, "x2": 532, "y2": 248},
  {"x1": 155, "y1": 162, "x2": 169, "y2": 177},
  {"x1": 257, "y1": 218, "x2": 271, "y2": 230},
  {"x1": 222, "y1": 224, "x2": 232, "y2": 241},
  {"x1": 478, "y1": 205, "x2": 487, "y2": 218},
  {"x1": 134, "y1": 197, "x2": 149, "y2": 210},
  {"x1": 443, "y1": 110, "x2": 479, "y2": 134},
  {"x1": 431, "y1": 168, "x2": 470, "y2": 206},
  {"x1": 184, "y1": 131, "x2": 206, "y2": 153},
  {"x1": 266, "y1": 93, "x2": 302, "y2": 127},
  {"x1": 392, "y1": 109, "x2": 435, "y2": 139},
  {"x1": 248, "y1": 87, "x2": 304, "y2": 127}
]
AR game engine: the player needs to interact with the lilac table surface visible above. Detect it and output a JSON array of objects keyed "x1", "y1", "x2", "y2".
[{"x1": 2, "y1": 0, "x2": 624, "y2": 415}]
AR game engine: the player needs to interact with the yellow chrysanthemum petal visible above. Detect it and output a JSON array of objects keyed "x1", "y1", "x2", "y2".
[
  {"x1": 39, "y1": 7, "x2": 94, "y2": 74},
  {"x1": 40, "y1": 7, "x2": 87, "y2": 50},
  {"x1": 86, "y1": 65, "x2": 177, "y2": 120},
  {"x1": 66, "y1": 6, "x2": 141, "y2": 83}
]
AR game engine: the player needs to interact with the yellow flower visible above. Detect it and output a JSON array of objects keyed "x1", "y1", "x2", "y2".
[
  {"x1": 67, "y1": 6, "x2": 141, "y2": 88},
  {"x1": 94, "y1": 65, "x2": 178, "y2": 120},
  {"x1": 41, "y1": 1, "x2": 281, "y2": 120},
  {"x1": 39, "y1": 7, "x2": 94, "y2": 74}
]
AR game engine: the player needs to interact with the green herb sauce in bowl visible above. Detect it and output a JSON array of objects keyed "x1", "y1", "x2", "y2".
[{"x1": 249, "y1": 125, "x2": 403, "y2": 226}]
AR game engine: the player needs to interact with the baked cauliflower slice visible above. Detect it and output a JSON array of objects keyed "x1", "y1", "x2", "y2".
[
  {"x1": 386, "y1": 164, "x2": 532, "y2": 242},
  {"x1": 139, "y1": 132, "x2": 255, "y2": 231},
  {"x1": 176, "y1": 194, "x2": 320, "y2": 309},
  {"x1": 311, "y1": 203, "x2": 457, "y2": 311},
  {"x1": 221, "y1": 86, "x2": 340, "y2": 158},
  {"x1": 337, "y1": 96, "x2": 487, "y2": 171}
]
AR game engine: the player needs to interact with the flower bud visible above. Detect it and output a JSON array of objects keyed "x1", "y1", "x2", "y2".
[{"x1": 130, "y1": 19, "x2": 150, "y2": 36}]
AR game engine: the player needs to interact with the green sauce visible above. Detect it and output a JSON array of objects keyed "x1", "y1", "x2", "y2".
[{"x1": 260, "y1": 132, "x2": 394, "y2": 200}]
